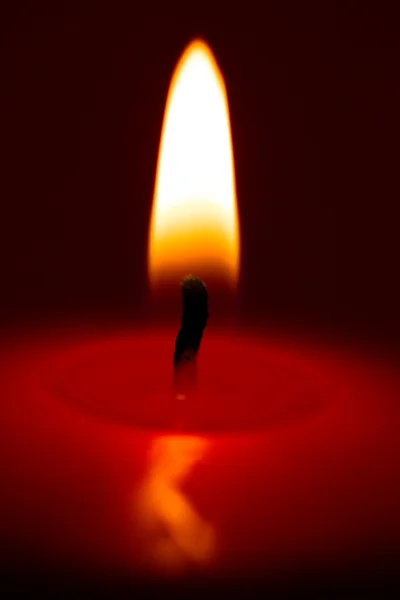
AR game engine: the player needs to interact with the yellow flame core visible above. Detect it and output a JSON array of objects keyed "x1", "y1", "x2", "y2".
[{"x1": 149, "y1": 39, "x2": 240, "y2": 286}]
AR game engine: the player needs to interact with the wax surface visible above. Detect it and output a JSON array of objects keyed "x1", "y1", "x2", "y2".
[{"x1": 0, "y1": 326, "x2": 399, "y2": 584}]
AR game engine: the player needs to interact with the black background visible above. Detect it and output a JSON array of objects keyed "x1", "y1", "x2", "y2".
[{"x1": 1, "y1": 0, "x2": 399, "y2": 345}]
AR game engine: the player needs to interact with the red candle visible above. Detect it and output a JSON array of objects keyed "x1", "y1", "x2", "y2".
[{"x1": 1, "y1": 324, "x2": 399, "y2": 589}]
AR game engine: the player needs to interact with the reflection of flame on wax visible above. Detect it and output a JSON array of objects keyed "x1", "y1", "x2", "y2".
[
  {"x1": 135, "y1": 436, "x2": 215, "y2": 572},
  {"x1": 148, "y1": 39, "x2": 240, "y2": 287}
]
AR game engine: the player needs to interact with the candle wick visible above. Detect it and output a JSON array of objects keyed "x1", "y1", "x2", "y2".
[
  {"x1": 173, "y1": 274, "x2": 208, "y2": 408},
  {"x1": 173, "y1": 274, "x2": 208, "y2": 366}
]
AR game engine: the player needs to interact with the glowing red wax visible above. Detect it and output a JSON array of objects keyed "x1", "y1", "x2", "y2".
[{"x1": 0, "y1": 325, "x2": 399, "y2": 582}]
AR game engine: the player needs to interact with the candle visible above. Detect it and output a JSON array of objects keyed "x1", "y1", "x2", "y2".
[
  {"x1": 1, "y1": 324, "x2": 399, "y2": 593},
  {"x1": 1, "y1": 38, "x2": 399, "y2": 595}
]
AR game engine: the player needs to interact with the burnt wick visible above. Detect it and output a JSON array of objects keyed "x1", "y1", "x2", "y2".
[{"x1": 173, "y1": 274, "x2": 208, "y2": 397}]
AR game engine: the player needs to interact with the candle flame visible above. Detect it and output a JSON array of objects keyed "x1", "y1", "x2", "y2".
[{"x1": 148, "y1": 39, "x2": 240, "y2": 287}]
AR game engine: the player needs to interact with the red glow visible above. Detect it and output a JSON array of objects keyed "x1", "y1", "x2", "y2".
[{"x1": 0, "y1": 326, "x2": 399, "y2": 579}]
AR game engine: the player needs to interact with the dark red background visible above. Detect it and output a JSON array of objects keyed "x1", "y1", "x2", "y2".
[{"x1": 1, "y1": 1, "x2": 399, "y2": 345}]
